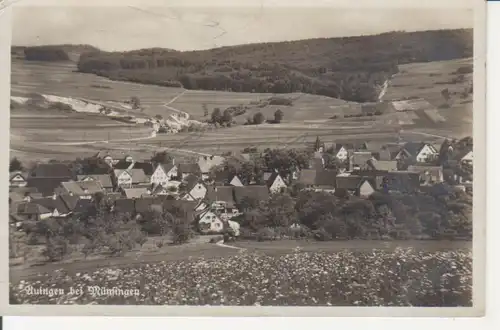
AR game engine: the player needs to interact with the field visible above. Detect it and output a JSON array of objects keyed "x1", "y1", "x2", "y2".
[
  {"x1": 10, "y1": 54, "x2": 472, "y2": 162},
  {"x1": 10, "y1": 246, "x2": 472, "y2": 306}
]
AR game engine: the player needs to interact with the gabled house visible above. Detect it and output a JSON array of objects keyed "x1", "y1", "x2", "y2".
[
  {"x1": 77, "y1": 174, "x2": 114, "y2": 192},
  {"x1": 113, "y1": 168, "x2": 148, "y2": 188},
  {"x1": 298, "y1": 169, "x2": 337, "y2": 192},
  {"x1": 32, "y1": 194, "x2": 78, "y2": 218},
  {"x1": 198, "y1": 210, "x2": 224, "y2": 234},
  {"x1": 180, "y1": 175, "x2": 207, "y2": 201},
  {"x1": 366, "y1": 159, "x2": 398, "y2": 172},
  {"x1": 9, "y1": 172, "x2": 28, "y2": 188},
  {"x1": 122, "y1": 187, "x2": 150, "y2": 199},
  {"x1": 205, "y1": 186, "x2": 237, "y2": 212},
  {"x1": 376, "y1": 145, "x2": 402, "y2": 161},
  {"x1": 15, "y1": 201, "x2": 52, "y2": 221},
  {"x1": 458, "y1": 150, "x2": 473, "y2": 166},
  {"x1": 56, "y1": 180, "x2": 105, "y2": 199},
  {"x1": 396, "y1": 142, "x2": 439, "y2": 163},
  {"x1": 198, "y1": 155, "x2": 225, "y2": 181},
  {"x1": 335, "y1": 175, "x2": 376, "y2": 198},
  {"x1": 178, "y1": 163, "x2": 202, "y2": 180},
  {"x1": 265, "y1": 172, "x2": 287, "y2": 194},
  {"x1": 384, "y1": 171, "x2": 421, "y2": 193},
  {"x1": 333, "y1": 144, "x2": 350, "y2": 161},
  {"x1": 150, "y1": 163, "x2": 178, "y2": 186},
  {"x1": 349, "y1": 152, "x2": 375, "y2": 171},
  {"x1": 114, "y1": 161, "x2": 155, "y2": 176},
  {"x1": 407, "y1": 165, "x2": 444, "y2": 185},
  {"x1": 214, "y1": 171, "x2": 244, "y2": 186},
  {"x1": 27, "y1": 163, "x2": 74, "y2": 196}
]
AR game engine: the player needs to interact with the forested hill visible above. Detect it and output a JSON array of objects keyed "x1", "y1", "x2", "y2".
[{"x1": 20, "y1": 29, "x2": 473, "y2": 103}]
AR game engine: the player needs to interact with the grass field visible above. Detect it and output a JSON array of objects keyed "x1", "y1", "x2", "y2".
[{"x1": 10, "y1": 57, "x2": 472, "y2": 162}]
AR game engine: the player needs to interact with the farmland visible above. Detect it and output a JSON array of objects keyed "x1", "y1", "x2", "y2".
[
  {"x1": 11, "y1": 42, "x2": 472, "y2": 163},
  {"x1": 10, "y1": 247, "x2": 472, "y2": 306}
]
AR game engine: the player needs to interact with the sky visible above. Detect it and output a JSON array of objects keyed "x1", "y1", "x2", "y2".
[{"x1": 12, "y1": 6, "x2": 474, "y2": 51}]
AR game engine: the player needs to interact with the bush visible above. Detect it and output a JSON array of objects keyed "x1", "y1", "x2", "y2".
[
  {"x1": 24, "y1": 46, "x2": 70, "y2": 61},
  {"x1": 256, "y1": 227, "x2": 277, "y2": 241},
  {"x1": 268, "y1": 97, "x2": 293, "y2": 106},
  {"x1": 42, "y1": 236, "x2": 72, "y2": 262},
  {"x1": 253, "y1": 112, "x2": 265, "y2": 125}
]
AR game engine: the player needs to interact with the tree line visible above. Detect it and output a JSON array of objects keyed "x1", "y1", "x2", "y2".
[{"x1": 73, "y1": 29, "x2": 472, "y2": 103}]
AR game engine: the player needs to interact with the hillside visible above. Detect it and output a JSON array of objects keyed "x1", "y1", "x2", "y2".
[{"x1": 69, "y1": 29, "x2": 473, "y2": 103}]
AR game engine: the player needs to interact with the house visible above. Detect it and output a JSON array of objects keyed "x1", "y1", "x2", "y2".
[
  {"x1": 77, "y1": 174, "x2": 114, "y2": 192},
  {"x1": 265, "y1": 172, "x2": 288, "y2": 193},
  {"x1": 180, "y1": 175, "x2": 207, "y2": 201},
  {"x1": 122, "y1": 187, "x2": 150, "y2": 199},
  {"x1": 367, "y1": 159, "x2": 398, "y2": 172},
  {"x1": 376, "y1": 145, "x2": 402, "y2": 161},
  {"x1": 395, "y1": 142, "x2": 439, "y2": 163},
  {"x1": 333, "y1": 144, "x2": 350, "y2": 161},
  {"x1": 114, "y1": 161, "x2": 155, "y2": 176},
  {"x1": 349, "y1": 152, "x2": 375, "y2": 171},
  {"x1": 214, "y1": 171, "x2": 244, "y2": 186},
  {"x1": 113, "y1": 168, "x2": 148, "y2": 188},
  {"x1": 298, "y1": 169, "x2": 337, "y2": 191},
  {"x1": 150, "y1": 184, "x2": 170, "y2": 196},
  {"x1": 233, "y1": 185, "x2": 270, "y2": 209},
  {"x1": 32, "y1": 194, "x2": 78, "y2": 218},
  {"x1": 56, "y1": 180, "x2": 105, "y2": 199},
  {"x1": 150, "y1": 163, "x2": 178, "y2": 186},
  {"x1": 72, "y1": 199, "x2": 93, "y2": 214},
  {"x1": 178, "y1": 163, "x2": 202, "y2": 180},
  {"x1": 407, "y1": 165, "x2": 444, "y2": 185},
  {"x1": 198, "y1": 210, "x2": 224, "y2": 234},
  {"x1": 26, "y1": 163, "x2": 74, "y2": 196},
  {"x1": 9, "y1": 172, "x2": 28, "y2": 187},
  {"x1": 15, "y1": 201, "x2": 52, "y2": 221},
  {"x1": 198, "y1": 155, "x2": 225, "y2": 180},
  {"x1": 458, "y1": 150, "x2": 473, "y2": 166},
  {"x1": 335, "y1": 175, "x2": 376, "y2": 198},
  {"x1": 385, "y1": 171, "x2": 421, "y2": 193}
]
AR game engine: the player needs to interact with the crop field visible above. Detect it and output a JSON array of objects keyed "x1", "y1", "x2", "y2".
[{"x1": 10, "y1": 248, "x2": 472, "y2": 306}]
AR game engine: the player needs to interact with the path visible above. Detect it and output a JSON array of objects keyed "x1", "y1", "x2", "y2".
[
  {"x1": 162, "y1": 90, "x2": 190, "y2": 120},
  {"x1": 216, "y1": 240, "x2": 247, "y2": 251}
]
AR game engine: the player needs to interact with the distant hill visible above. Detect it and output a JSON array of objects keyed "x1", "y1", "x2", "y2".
[
  {"x1": 21, "y1": 29, "x2": 473, "y2": 103},
  {"x1": 11, "y1": 44, "x2": 101, "y2": 62}
]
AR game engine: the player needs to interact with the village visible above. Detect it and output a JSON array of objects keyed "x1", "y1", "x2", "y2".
[{"x1": 9, "y1": 134, "x2": 473, "y2": 245}]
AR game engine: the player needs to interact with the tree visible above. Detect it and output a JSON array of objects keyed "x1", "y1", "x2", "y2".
[
  {"x1": 151, "y1": 151, "x2": 174, "y2": 165},
  {"x1": 274, "y1": 109, "x2": 284, "y2": 123},
  {"x1": 265, "y1": 192, "x2": 297, "y2": 227},
  {"x1": 155, "y1": 114, "x2": 163, "y2": 120},
  {"x1": 211, "y1": 108, "x2": 222, "y2": 124},
  {"x1": 9, "y1": 157, "x2": 23, "y2": 172},
  {"x1": 314, "y1": 136, "x2": 322, "y2": 152},
  {"x1": 202, "y1": 103, "x2": 209, "y2": 117},
  {"x1": 253, "y1": 112, "x2": 265, "y2": 125},
  {"x1": 42, "y1": 236, "x2": 72, "y2": 262},
  {"x1": 130, "y1": 96, "x2": 141, "y2": 110},
  {"x1": 222, "y1": 109, "x2": 233, "y2": 125},
  {"x1": 441, "y1": 88, "x2": 451, "y2": 104}
]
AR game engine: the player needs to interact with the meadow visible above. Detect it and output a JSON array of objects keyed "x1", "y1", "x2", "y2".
[{"x1": 10, "y1": 248, "x2": 472, "y2": 306}]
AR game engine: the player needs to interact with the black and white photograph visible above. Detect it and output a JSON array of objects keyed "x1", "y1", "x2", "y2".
[{"x1": 3, "y1": 0, "x2": 485, "y2": 315}]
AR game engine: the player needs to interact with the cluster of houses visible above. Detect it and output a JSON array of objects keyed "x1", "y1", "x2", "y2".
[{"x1": 8, "y1": 138, "x2": 473, "y2": 236}]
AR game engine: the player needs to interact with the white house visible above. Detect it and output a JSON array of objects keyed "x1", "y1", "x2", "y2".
[
  {"x1": 186, "y1": 182, "x2": 207, "y2": 201},
  {"x1": 113, "y1": 169, "x2": 133, "y2": 188},
  {"x1": 229, "y1": 175, "x2": 244, "y2": 187},
  {"x1": 358, "y1": 179, "x2": 376, "y2": 198},
  {"x1": 460, "y1": 150, "x2": 473, "y2": 165},
  {"x1": 9, "y1": 172, "x2": 27, "y2": 188},
  {"x1": 415, "y1": 144, "x2": 439, "y2": 163},
  {"x1": 198, "y1": 210, "x2": 224, "y2": 234},
  {"x1": 150, "y1": 164, "x2": 178, "y2": 186},
  {"x1": 396, "y1": 142, "x2": 439, "y2": 163},
  {"x1": 334, "y1": 145, "x2": 349, "y2": 161},
  {"x1": 266, "y1": 173, "x2": 287, "y2": 193}
]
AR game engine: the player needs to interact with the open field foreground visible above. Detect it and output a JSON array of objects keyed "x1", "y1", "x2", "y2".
[{"x1": 10, "y1": 247, "x2": 472, "y2": 306}]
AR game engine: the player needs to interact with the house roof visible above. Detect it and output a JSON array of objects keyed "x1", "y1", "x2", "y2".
[
  {"x1": 161, "y1": 199, "x2": 198, "y2": 223},
  {"x1": 455, "y1": 148, "x2": 473, "y2": 161},
  {"x1": 336, "y1": 175, "x2": 364, "y2": 190},
  {"x1": 77, "y1": 174, "x2": 113, "y2": 189},
  {"x1": 33, "y1": 196, "x2": 73, "y2": 214},
  {"x1": 102, "y1": 192, "x2": 122, "y2": 203},
  {"x1": 377, "y1": 145, "x2": 402, "y2": 161},
  {"x1": 265, "y1": 172, "x2": 281, "y2": 187},
  {"x1": 27, "y1": 177, "x2": 70, "y2": 196},
  {"x1": 114, "y1": 168, "x2": 148, "y2": 183},
  {"x1": 123, "y1": 187, "x2": 150, "y2": 199},
  {"x1": 310, "y1": 158, "x2": 324, "y2": 171},
  {"x1": 367, "y1": 159, "x2": 398, "y2": 171},
  {"x1": 298, "y1": 169, "x2": 317, "y2": 186},
  {"x1": 386, "y1": 171, "x2": 421, "y2": 193},
  {"x1": 178, "y1": 163, "x2": 202, "y2": 175},
  {"x1": 9, "y1": 171, "x2": 28, "y2": 181},
  {"x1": 350, "y1": 152, "x2": 374, "y2": 166},
  {"x1": 314, "y1": 170, "x2": 338, "y2": 187},
  {"x1": 134, "y1": 197, "x2": 156, "y2": 214},
  {"x1": 154, "y1": 163, "x2": 177, "y2": 175},
  {"x1": 407, "y1": 165, "x2": 443, "y2": 180},
  {"x1": 10, "y1": 186, "x2": 39, "y2": 195},
  {"x1": 59, "y1": 193, "x2": 79, "y2": 211},
  {"x1": 9, "y1": 192, "x2": 25, "y2": 204},
  {"x1": 114, "y1": 161, "x2": 155, "y2": 175},
  {"x1": 29, "y1": 163, "x2": 73, "y2": 178},
  {"x1": 77, "y1": 180, "x2": 105, "y2": 194},
  {"x1": 401, "y1": 142, "x2": 427, "y2": 157},
  {"x1": 114, "y1": 198, "x2": 136, "y2": 213},
  {"x1": 72, "y1": 198, "x2": 93, "y2": 214},
  {"x1": 16, "y1": 201, "x2": 51, "y2": 215},
  {"x1": 205, "y1": 186, "x2": 236, "y2": 207},
  {"x1": 233, "y1": 186, "x2": 270, "y2": 204},
  {"x1": 198, "y1": 155, "x2": 225, "y2": 173}
]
